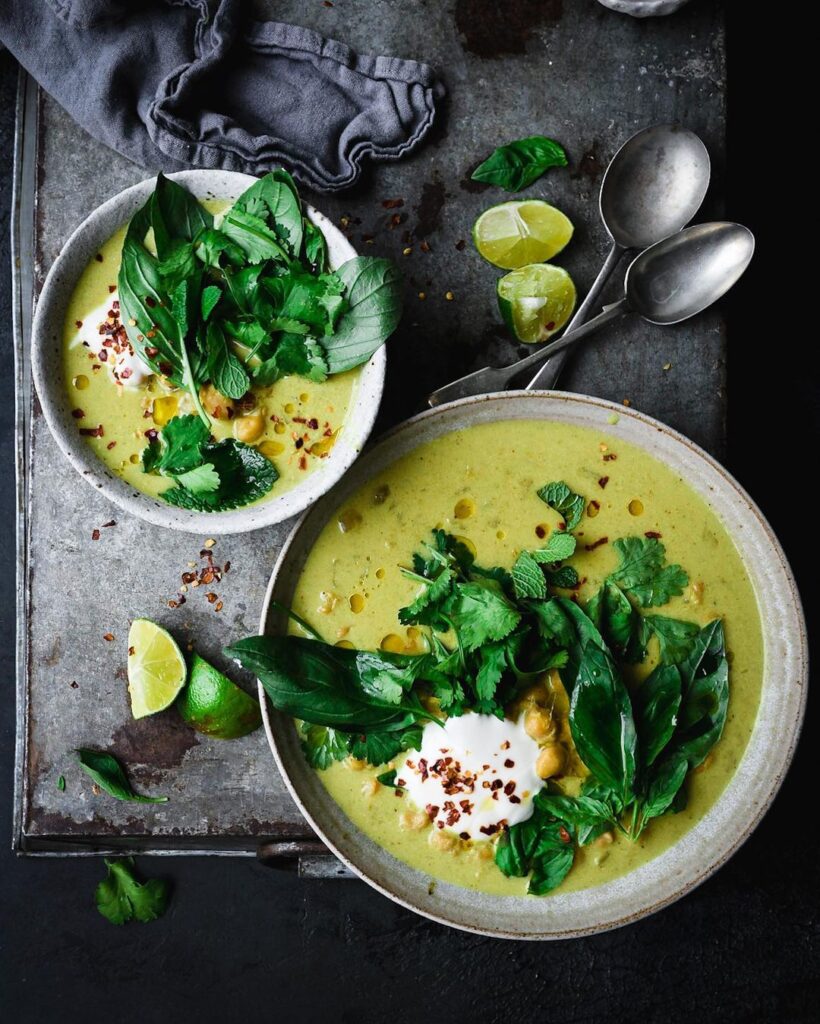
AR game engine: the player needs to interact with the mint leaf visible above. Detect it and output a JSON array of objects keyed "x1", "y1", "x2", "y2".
[
  {"x1": 76, "y1": 749, "x2": 168, "y2": 804},
  {"x1": 512, "y1": 550, "x2": 547, "y2": 599},
  {"x1": 609, "y1": 537, "x2": 688, "y2": 607},
  {"x1": 95, "y1": 858, "x2": 170, "y2": 925},
  {"x1": 537, "y1": 481, "x2": 585, "y2": 531},
  {"x1": 531, "y1": 531, "x2": 577, "y2": 564},
  {"x1": 201, "y1": 284, "x2": 222, "y2": 321},
  {"x1": 471, "y1": 136, "x2": 568, "y2": 192}
]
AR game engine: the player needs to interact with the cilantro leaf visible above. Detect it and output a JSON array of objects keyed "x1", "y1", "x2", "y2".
[
  {"x1": 141, "y1": 414, "x2": 209, "y2": 476},
  {"x1": 162, "y1": 439, "x2": 277, "y2": 511},
  {"x1": 349, "y1": 726, "x2": 423, "y2": 767},
  {"x1": 95, "y1": 857, "x2": 170, "y2": 925},
  {"x1": 76, "y1": 749, "x2": 168, "y2": 804},
  {"x1": 398, "y1": 566, "x2": 454, "y2": 625},
  {"x1": 298, "y1": 723, "x2": 351, "y2": 769},
  {"x1": 537, "y1": 481, "x2": 585, "y2": 530},
  {"x1": 609, "y1": 537, "x2": 689, "y2": 607},
  {"x1": 475, "y1": 641, "x2": 509, "y2": 704},
  {"x1": 174, "y1": 463, "x2": 220, "y2": 495},
  {"x1": 441, "y1": 581, "x2": 521, "y2": 651},
  {"x1": 220, "y1": 208, "x2": 290, "y2": 264},
  {"x1": 253, "y1": 334, "x2": 328, "y2": 386}
]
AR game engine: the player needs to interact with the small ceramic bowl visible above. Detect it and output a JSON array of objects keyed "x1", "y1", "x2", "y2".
[
  {"x1": 31, "y1": 170, "x2": 385, "y2": 534},
  {"x1": 258, "y1": 391, "x2": 807, "y2": 939}
]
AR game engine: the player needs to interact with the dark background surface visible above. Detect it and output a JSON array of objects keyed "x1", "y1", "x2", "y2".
[{"x1": 1, "y1": 5, "x2": 817, "y2": 1021}]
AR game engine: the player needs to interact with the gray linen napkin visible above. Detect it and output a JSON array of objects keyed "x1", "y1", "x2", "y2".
[{"x1": 0, "y1": 0, "x2": 445, "y2": 192}]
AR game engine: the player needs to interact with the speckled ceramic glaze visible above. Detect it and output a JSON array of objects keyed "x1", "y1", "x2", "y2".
[
  {"x1": 31, "y1": 170, "x2": 385, "y2": 534},
  {"x1": 597, "y1": 0, "x2": 692, "y2": 16},
  {"x1": 258, "y1": 392, "x2": 807, "y2": 939}
]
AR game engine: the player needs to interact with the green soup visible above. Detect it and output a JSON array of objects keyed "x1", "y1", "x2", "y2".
[
  {"x1": 290, "y1": 419, "x2": 764, "y2": 896},
  {"x1": 62, "y1": 201, "x2": 359, "y2": 505}
]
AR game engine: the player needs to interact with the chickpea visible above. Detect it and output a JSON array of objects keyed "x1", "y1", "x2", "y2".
[
  {"x1": 518, "y1": 682, "x2": 548, "y2": 707},
  {"x1": 594, "y1": 830, "x2": 614, "y2": 848},
  {"x1": 361, "y1": 778, "x2": 380, "y2": 797},
  {"x1": 428, "y1": 829, "x2": 457, "y2": 852},
  {"x1": 536, "y1": 743, "x2": 566, "y2": 779},
  {"x1": 199, "y1": 384, "x2": 235, "y2": 420},
  {"x1": 233, "y1": 411, "x2": 265, "y2": 443},
  {"x1": 524, "y1": 706, "x2": 557, "y2": 742},
  {"x1": 399, "y1": 809, "x2": 430, "y2": 831},
  {"x1": 347, "y1": 757, "x2": 367, "y2": 772},
  {"x1": 475, "y1": 842, "x2": 494, "y2": 861}
]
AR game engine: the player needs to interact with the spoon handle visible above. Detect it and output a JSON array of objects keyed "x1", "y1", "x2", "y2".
[
  {"x1": 427, "y1": 299, "x2": 631, "y2": 407},
  {"x1": 525, "y1": 242, "x2": 625, "y2": 391}
]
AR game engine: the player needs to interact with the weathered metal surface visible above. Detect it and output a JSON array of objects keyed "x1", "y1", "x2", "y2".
[{"x1": 16, "y1": 0, "x2": 726, "y2": 854}]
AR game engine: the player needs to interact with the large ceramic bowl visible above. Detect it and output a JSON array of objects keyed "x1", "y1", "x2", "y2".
[
  {"x1": 31, "y1": 170, "x2": 385, "y2": 534},
  {"x1": 258, "y1": 391, "x2": 807, "y2": 939}
]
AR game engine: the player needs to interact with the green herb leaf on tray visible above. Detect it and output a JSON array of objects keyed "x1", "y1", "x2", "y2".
[
  {"x1": 471, "y1": 136, "x2": 568, "y2": 192},
  {"x1": 95, "y1": 857, "x2": 170, "y2": 925},
  {"x1": 608, "y1": 536, "x2": 689, "y2": 607},
  {"x1": 537, "y1": 481, "x2": 585, "y2": 531},
  {"x1": 76, "y1": 749, "x2": 168, "y2": 804},
  {"x1": 56, "y1": 775, "x2": 66, "y2": 791}
]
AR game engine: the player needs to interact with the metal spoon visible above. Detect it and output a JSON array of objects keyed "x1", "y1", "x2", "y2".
[
  {"x1": 427, "y1": 223, "x2": 754, "y2": 407},
  {"x1": 525, "y1": 123, "x2": 711, "y2": 392}
]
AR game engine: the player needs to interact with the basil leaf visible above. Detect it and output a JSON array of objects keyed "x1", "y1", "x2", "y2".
[
  {"x1": 533, "y1": 790, "x2": 616, "y2": 834},
  {"x1": 641, "y1": 755, "x2": 688, "y2": 822},
  {"x1": 151, "y1": 172, "x2": 213, "y2": 260},
  {"x1": 644, "y1": 614, "x2": 701, "y2": 664},
  {"x1": 76, "y1": 749, "x2": 168, "y2": 804},
  {"x1": 224, "y1": 635, "x2": 434, "y2": 733},
  {"x1": 220, "y1": 207, "x2": 290, "y2": 265},
  {"x1": 633, "y1": 665, "x2": 682, "y2": 766},
  {"x1": 322, "y1": 257, "x2": 403, "y2": 373},
  {"x1": 303, "y1": 218, "x2": 328, "y2": 271},
  {"x1": 95, "y1": 857, "x2": 170, "y2": 925},
  {"x1": 569, "y1": 644, "x2": 637, "y2": 805},
  {"x1": 231, "y1": 169, "x2": 303, "y2": 256},
  {"x1": 206, "y1": 321, "x2": 250, "y2": 399},
  {"x1": 471, "y1": 136, "x2": 568, "y2": 192},
  {"x1": 537, "y1": 481, "x2": 585, "y2": 531}
]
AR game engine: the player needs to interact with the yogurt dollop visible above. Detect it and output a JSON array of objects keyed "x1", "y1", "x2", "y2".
[
  {"x1": 70, "y1": 295, "x2": 153, "y2": 388},
  {"x1": 395, "y1": 711, "x2": 541, "y2": 839}
]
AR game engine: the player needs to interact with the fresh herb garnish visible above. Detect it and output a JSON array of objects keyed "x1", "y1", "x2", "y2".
[
  {"x1": 608, "y1": 536, "x2": 689, "y2": 607},
  {"x1": 537, "y1": 481, "x2": 586, "y2": 531},
  {"x1": 95, "y1": 857, "x2": 170, "y2": 925},
  {"x1": 142, "y1": 414, "x2": 277, "y2": 511},
  {"x1": 56, "y1": 775, "x2": 66, "y2": 792},
  {"x1": 471, "y1": 136, "x2": 568, "y2": 192},
  {"x1": 118, "y1": 171, "x2": 403, "y2": 510},
  {"x1": 376, "y1": 769, "x2": 403, "y2": 789},
  {"x1": 76, "y1": 749, "x2": 168, "y2": 804}
]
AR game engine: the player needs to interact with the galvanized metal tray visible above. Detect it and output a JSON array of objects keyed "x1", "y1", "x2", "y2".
[{"x1": 13, "y1": 0, "x2": 727, "y2": 861}]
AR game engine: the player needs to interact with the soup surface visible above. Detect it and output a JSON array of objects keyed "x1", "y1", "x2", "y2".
[
  {"x1": 290, "y1": 419, "x2": 764, "y2": 896},
  {"x1": 62, "y1": 201, "x2": 358, "y2": 505}
]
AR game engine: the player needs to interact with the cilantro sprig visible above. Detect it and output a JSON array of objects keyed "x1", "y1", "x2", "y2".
[{"x1": 95, "y1": 858, "x2": 170, "y2": 925}]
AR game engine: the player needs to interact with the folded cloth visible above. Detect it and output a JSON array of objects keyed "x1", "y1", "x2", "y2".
[{"x1": 0, "y1": 0, "x2": 445, "y2": 192}]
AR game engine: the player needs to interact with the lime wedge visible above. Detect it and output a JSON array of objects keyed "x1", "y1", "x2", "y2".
[
  {"x1": 473, "y1": 200, "x2": 574, "y2": 270},
  {"x1": 497, "y1": 264, "x2": 577, "y2": 344},
  {"x1": 177, "y1": 653, "x2": 261, "y2": 739},
  {"x1": 127, "y1": 619, "x2": 188, "y2": 719}
]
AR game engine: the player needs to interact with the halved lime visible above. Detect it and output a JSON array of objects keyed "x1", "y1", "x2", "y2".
[
  {"x1": 497, "y1": 264, "x2": 577, "y2": 344},
  {"x1": 473, "y1": 200, "x2": 574, "y2": 270},
  {"x1": 177, "y1": 653, "x2": 261, "y2": 739},
  {"x1": 127, "y1": 619, "x2": 188, "y2": 719}
]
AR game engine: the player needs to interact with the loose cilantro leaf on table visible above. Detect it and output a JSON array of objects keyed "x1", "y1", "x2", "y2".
[
  {"x1": 471, "y1": 136, "x2": 568, "y2": 192},
  {"x1": 95, "y1": 858, "x2": 170, "y2": 925},
  {"x1": 537, "y1": 481, "x2": 585, "y2": 530},
  {"x1": 76, "y1": 749, "x2": 168, "y2": 804}
]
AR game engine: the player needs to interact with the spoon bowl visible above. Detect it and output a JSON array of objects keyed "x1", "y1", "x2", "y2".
[
  {"x1": 627, "y1": 222, "x2": 755, "y2": 324},
  {"x1": 601, "y1": 124, "x2": 711, "y2": 249}
]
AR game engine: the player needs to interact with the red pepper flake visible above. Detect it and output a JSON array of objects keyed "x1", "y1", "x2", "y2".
[
  {"x1": 598, "y1": 476, "x2": 610, "y2": 489},
  {"x1": 491, "y1": 779, "x2": 503, "y2": 791},
  {"x1": 294, "y1": 438, "x2": 304, "y2": 449},
  {"x1": 91, "y1": 529, "x2": 101, "y2": 541},
  {"x1": 168, "y1": 599, "x2": 179, "y2": 609},
  {"x1": 205, "y1": 592, "x2": 217, "y2": 604},
  {"x1": 71, "y1": 408, "x2": 85, "y2": 419},
  {"x1": 509, "y1": 795, "x2": 521, "y2": 804},
  {"x1": 299, "y1": 455, "x2": 307, "y2": 470},
  {"x1": 128, "y1": 646, "x2": 135, "y2": 657},
  {"x1": 425, "y1": 804, "x2": 439, "y2": 820},
  {"x1": 585, "y1": 536, "x2": 609, "y2": 551},
  {"x1": 307, "y1": 418, "x2": 319, "y2": 430},
  {"x1": 98, "y1": 349, "x2": 108, "y2": 362},
  {"x1": 389, "y1": 213, "x2": 406, "y2": 228},
  {"x1": 79, "y1": 425, "x2": 104, "y2": 437},
  {"x1": 323, "y1": 0, "x2": 333, "y2": 6},
  {"x1": 145, "y1": 429, "x2": 158, "y2": 441},
  {"x1": 103, "y1": 633, "x2": 114, "y2": 642},
  {"x1": 215, "y1": 601, "x2": 223, "y2": 613},
  {"x1": 546, "y1": 320, "x2": 556, "y2": 331},
  {"x1": 480, "y1": 823, "x2": 500, "y2": 836},
  {"x1": 145, "y1": 295, "x2": 156, "y2": 307},
  {"x1": 394, "y1": 789, "x2": 404, "y2": 798},
  {"x1": 500, "y1": 740, "x2": 510, "y2": 750},
  {"x1": 603, "y1": 452, "x2": 617, "y2": 462},
  {"x1": 108, "y1": 284, "x2": 116, "y2": 293},
  {"x1": 70, "y1": 680, "x2": 79, "y2": 689},
  {"x1": 106, "y1": 441, "x2": 116, "y2": 450},
  {"x1": 559, "y1": 826, "x2": 571, "y2": 844},
  {"x1": 94, "y1": 253, "x2": 103, "y2": 263},
  {"x1": 120, "y1": 368, "x2": 132, "y2": 380},
  {"x1": 419, "y1": 240, "x2": 431, "y2": 253},
  {"x1": 503, "y1": 781, "x2": 516, "y2": 796},
  {"x1": 589, "y1": 500, "x2": 601, "y2": 514},
  {"x1": 74, "y1": 319, "x2": 83, "y2": 329},
  {"x1": 455, "y1": 239, "x2": 466, "y2": 251},
  {"x1": 381, "y1": 198, "x2": 404, "y2": 209},
  {"x1": 645, "y1": 531, "x2": 662, "y2": 539},
  {"x1": 459, "y1": 832, "x2": 470, "y2": 841},
  {"x1": 504, "y1": 758, "x2": 514, "y2": 768},
  {"x1": 223, "y1": 561, "x2": 231, "y2": 573},
  {"x1": 535, "y1": 524, "x2": 547, "y2": 539},
  {"x1": 145, "y1": 346, "x2": 159, "y2": 358}
]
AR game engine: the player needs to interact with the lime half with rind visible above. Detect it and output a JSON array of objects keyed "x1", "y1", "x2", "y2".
[
  {"x1": 127, "y1": 619, "x2": 188, "y2": 719},
  {"x1": 497, "y1": 263, "x2": 577, "y2": 344},
  {"x1": 473, "y1": 200, "x2": 574, "y2": 270}
]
